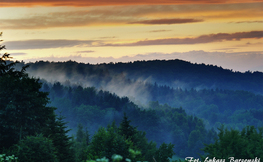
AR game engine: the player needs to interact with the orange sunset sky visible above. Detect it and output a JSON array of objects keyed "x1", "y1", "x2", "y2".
[{"x1": 0, "y1": 0, "x2": 263, "y2": 72}]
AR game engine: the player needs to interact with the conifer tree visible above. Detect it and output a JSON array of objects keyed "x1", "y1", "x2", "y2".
[
  {"x1": 15, "y1": 134, "x2": 58, "y2": 162},
  {"x1": 75, "y1": 123, "x2": 90, "y2": 162},
  {"x1": 119, "y1": 113, "x2": 137, "y2": 143},
  {"x1": 0, "y1": 33, "x2": 75, "y2": 162},
  {"x1": 0, "y1": 34, "x2": 55, "y2": 151},
  {"x1": 203, "y1": 125, "x2": 263, "y2": 160},
  {"x1": 43, "y1": 114, "x2": 75, "y2": 162}
]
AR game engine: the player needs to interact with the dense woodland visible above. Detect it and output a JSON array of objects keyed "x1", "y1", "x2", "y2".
[
  {"x1": 43, "y1": 81, "x2": 217, "y2": 158},
  {"x1": 1, "y1": 35, "x2": 263, "y2": 161},
  {"x1": 16, "y1": 59, "x2": 263, "y2": 130},
  {"x1": 16, "y1": 59, "x2": 263, "y2": 94}
]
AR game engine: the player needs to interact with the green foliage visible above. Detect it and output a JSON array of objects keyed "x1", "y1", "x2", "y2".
[
  {"x1": 119, "y1": 113, "x2": 137, "y2": 144},
  {"x1": 155, "y1": 143, "x2": 175, "y2": 162},
  {"x1": 74, "y1": 124, "x2": 90, "y2": 162},
  {"x1": 0, "y1": 42, "x2": 55, "y2": 151},
  {"x1": 202, "y1": 125, "x2": 263, "y2": 160},
  {"x1": 0, "y1": 36, "x2": 75, "y2": 161},
  {"x1": 46, "y1": 81, "x2": 216, "y2": 158},
  {"x1": 43, "y1": 114, "x2": 75, "y2": 162},
  {"x1": 0, "y1": 154, "x2": 18, "y2": 162},
  {"x1": 87, "y1": 127, "x2": 130, "y2": 161},
  {"x1": 86, "y1": 115, "x2": 174, "y2": 162},
  {"x1": 14, "y1": 134, "x2": 58, "y2": 162}
]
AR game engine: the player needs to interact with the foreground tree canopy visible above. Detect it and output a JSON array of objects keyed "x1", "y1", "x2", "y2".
[
  {"x1": 0, "y1": 49, "x2": 54, "y2": 150},
  {"x1": 0, "y1": 33, "x2": 74, "y2": 161},
  {"x1": 203, "y1": 125, "x2": 263, "y2": 161}
]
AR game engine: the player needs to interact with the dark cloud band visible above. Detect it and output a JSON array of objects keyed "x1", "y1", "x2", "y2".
[
  {"x1": 104, "y1": 31, "x2": 263, "y2": 46},
  {"x1": 4, "y1": 31, "x2": 263, "y2": 50},
  {"x1": 4, "y1": 39, "x2": 97, "y2": 50},
  {"x1": 129, "y1": 18, "x2": 203, "y2": 25},
  {"x1": 0, "y1": 0, "x2": 261, "y2": 7}
]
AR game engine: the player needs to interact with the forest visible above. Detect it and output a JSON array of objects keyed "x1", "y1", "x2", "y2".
[
  {"x1": 17, "y1": 59, "x2": 263, "y2": 130},
  {"x1": 1, "y1": 35, "x2": 263, "y2": 162}
]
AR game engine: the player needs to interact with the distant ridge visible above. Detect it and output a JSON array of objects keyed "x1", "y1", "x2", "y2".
[{"x1": 16, "y1": 59, "x2": 263, "y2": 94}]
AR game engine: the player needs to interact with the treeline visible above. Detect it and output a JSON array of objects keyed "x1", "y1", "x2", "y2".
[
  {"x1": 15, "y1": 59, "x2": 263, "y2": 94},
  {"x1": 14, "y1": 59, "x2": 263, "y2": 131},
  {"x1": 42, "y1": 81, "x2": 217, "y2": 158},
  {"x1": 43, "y1": 77, "x2": 263, "y2": 131},
  {"x1": 146, "y1": 84, "x2": 263, "y2": 130}
]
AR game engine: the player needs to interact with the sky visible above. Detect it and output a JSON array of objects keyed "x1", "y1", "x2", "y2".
[{"x1": 0, "y1": 0, "x2": 263, "y2": 72}]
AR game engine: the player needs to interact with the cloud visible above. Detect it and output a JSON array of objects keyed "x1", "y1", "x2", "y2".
[
  {"x1": 238, "y1": 41, "x2": 263, "y2": 47},
  {"x1": 213, "y1": 47, "x2": 238, "y2": 51},
  {"x1": 4, "y1": 31, "x2": 263, "y2": 50},
  {"x1": 149, "y1": 30, "x2": 172, "y2": 32},
  {"x1": 0, "y1": 8, "x2": 137, "y2": 29},
  {"x1": 0, "y1": 0, "x2": 262, "y2": 7},
  {"x1": 9, "y1": 52, "x2": 27, "y2": 56},
  {"x1": 0, "y1": 3, "x2": 262, "y2": 29},
  {"x1": 4, "y1": 39, "x2": 98, "y2": 50},
  {"x1": 232, "y1": 21, "x2": 263, "y2": 23},
  {"x1": 76, "y1": 50, "x2": 95, "y2": 53},
  {"x1": 98, "y1": 36, "x2": 117, "y2": 39},
  {"x1": 103, "y1": 31, "x2": 263, "y2": 46},
  {"x1": 129, "y1": 18, "x2": 203, "y2": 25}
]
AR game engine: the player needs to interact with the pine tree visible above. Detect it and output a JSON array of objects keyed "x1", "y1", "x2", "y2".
[
  {"x1": 15, "y1": 134, "x2": 58, "y2": 162},
  {"x1": 119, "y1": 113, "x2": 137, "y2": 143},
  {"x1": 155, "y1": 143, "x2": 175, "y2": 162},
  {"x1": 43, "y1": 114, "x2": 75, "y2": 162},
  {"x1": 203, "y1": 125, "x2": 263, "y2": 160},
  {"x1": 0, "y1": 34, "x2": 75, "y2": 162},
  {"x1": 0, "y1": 35, "x2": 55, "y2": 151},
  {"x1": 75, "y1": 123, "x2": 90, "y2": 162}
]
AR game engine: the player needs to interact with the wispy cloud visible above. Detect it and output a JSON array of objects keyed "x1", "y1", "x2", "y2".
[
  {"x1": 103, "y1": 31, "x2": 263, "y2": 46},
  {"x1": 76, "y1": 50, "x2": 95, "y2": 54},
  {"x1": 5, "y1": 39, "x2": 98, "y2": 50},
  {"x1": 1, "y1": 0, "x2": 262, "y2": 7},
  {"x1": 4, "y1": 31, "x2": 263, "y2": 49},
  {"x1": 129, "y1": 18, "x2": 203, "y2": 25},
  {"x1": 9, "y1": 52, "x2": 27, "y2": 56},
  {"x1": 149, "y1": 30, "x2": 172, "y2": 33},
  {"x1": 98, "y1": 36, "x2": 117, "y2": 39},
  {"x1": 1, "y1": 3, "x2": 262, "y2": 29},
  {"x1": 234, "y1": 21, "x2": 263, "y2": 23}
]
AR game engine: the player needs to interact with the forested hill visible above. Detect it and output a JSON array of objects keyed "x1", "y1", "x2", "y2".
[
  {"x1": 16, "y1": 59, "x2": 263, "y2": 94},
  {"x1": 43, "y1": 81, "x2": 217, "y2": 158}
]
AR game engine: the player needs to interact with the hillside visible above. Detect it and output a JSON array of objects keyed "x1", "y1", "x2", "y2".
[
  {"x1": 14, "y1": 59, "x2": 263, "y2": 130},
  {"x1": 6, "y1": 58, "x2": 263, "y2": 159},
  {"x1": 16, "y1": 59, "x2": 263, "y2": 94}
]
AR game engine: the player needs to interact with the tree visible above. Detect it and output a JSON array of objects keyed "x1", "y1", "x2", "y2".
[
  {"x1": 74, "y1": 123, "x2": 90, "y2": 162},
  {"x1": 119, "y1": 113, "x2": 137, "y2": 143},
  {"x1": 0, "y1": 36, "x2": 55, "y2": 150},
  {"x1": 52, "y1": 82, "x2": 64, "y2": 98},
  {"x1": 202, "y1": 125, "x2": 263, "y2": 160},
  {"x1": 155, "y1": 143, "x2": 175, "y2": 162},
  {"x1": 87, "y1": 126, "x2": 130, "y2": 161},
  {"x1": 76, "y1": 124, "x2": 85, "y2": 143},
  {"x1": 43, "y1": 114, "x2": 75, "y2": 162},
  {"x1": 14, "y1": 134, "x2": 58, "y2": 162},
  {"x1": 0, "y1": 34, "x2": 74, "y2": 162}
]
